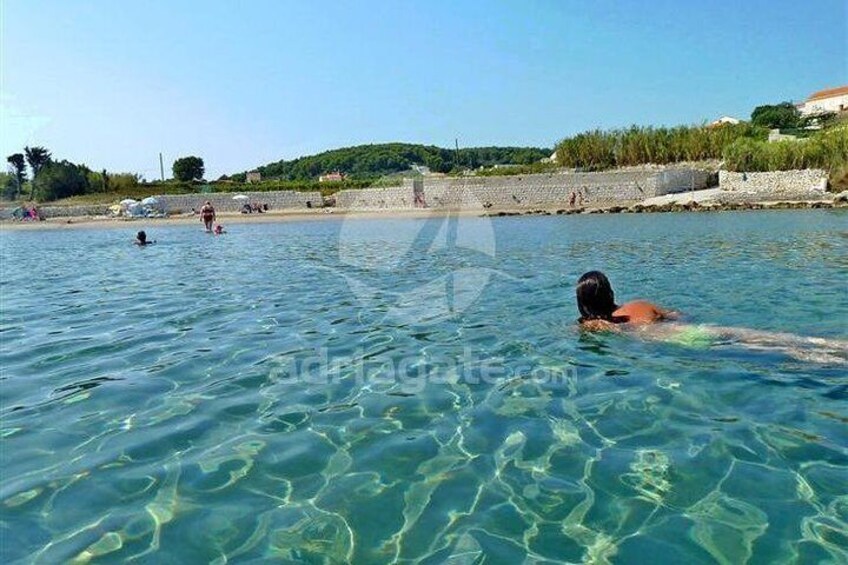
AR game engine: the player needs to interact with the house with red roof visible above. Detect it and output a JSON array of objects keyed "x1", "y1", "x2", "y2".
[
  {"x1": 319, "y1": 171, "x2": 345, "y2": 182},
  {"x1": 797, "y1": 85, "x2": 848, "y2": 116}
]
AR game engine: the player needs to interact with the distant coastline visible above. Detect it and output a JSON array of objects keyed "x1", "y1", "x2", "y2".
[{"x1": 3, "y1": 195, "x2": 845, "y2": 232}]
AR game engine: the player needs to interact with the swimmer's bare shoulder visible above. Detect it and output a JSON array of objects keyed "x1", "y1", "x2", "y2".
[{"x1": 614, "y1": 300, "x2": 678, "y2": 325}]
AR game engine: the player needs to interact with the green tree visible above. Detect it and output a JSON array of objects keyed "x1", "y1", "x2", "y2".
[
  {"x1": 172, "y1": 156, "x2": 205, "y2": 181},
  {"x1": 32, "y1": 160, "x2": 90, "y2": 201},
  {"x1": 6, "y1": 153, "x2": 27, "y2": 199},
  {"x1": 24, "y1": 146, "x2": 52, "y2": 198},
  {"x1": 751, "y1": 102, "x2": 801, "y2": 130},
  {"x1": 1, "y1": 173, "x2": 16, "y2": 200}
]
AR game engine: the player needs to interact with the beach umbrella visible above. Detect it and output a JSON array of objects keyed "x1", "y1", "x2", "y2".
[
  {"x1": 232, "y1": 194, "x2": 249, "y2": 201},
  {"x1": 120, "y1": 198, "x2": 137, "y2": 206},
  {"x1": 141, "y1": 196, "x2": 159, "y2": 206}
]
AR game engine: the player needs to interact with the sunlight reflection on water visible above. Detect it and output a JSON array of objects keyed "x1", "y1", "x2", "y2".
[{"x1": 1, "y1": 210, "x2": 846, "y2": 563}]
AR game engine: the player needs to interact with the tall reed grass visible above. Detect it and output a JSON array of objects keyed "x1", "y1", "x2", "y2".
[
  {"x1": 555, "y1": 124, "x2": 767, "y2": 170},
  {"x1": 722, "y1": 126, "x2": 848, "y2": 178}
]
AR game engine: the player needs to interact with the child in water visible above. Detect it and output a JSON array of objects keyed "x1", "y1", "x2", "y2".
[
  {"x1": 214, "y1": 224, "x2": 226, "y2": 235},
  {"x1": 135, "y1": 230, "x2": 155, "y2": 245},
  {"x1": 575, "y1": 271, "x2": 847, "y2": 364}
]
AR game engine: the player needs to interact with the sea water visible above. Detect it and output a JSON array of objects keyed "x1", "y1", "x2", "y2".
[{"x1": 1, "y1": 210, "x2": 846, "y2": 563}]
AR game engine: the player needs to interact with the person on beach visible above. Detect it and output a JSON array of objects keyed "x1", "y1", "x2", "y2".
[
  {"x1": 135, "y1": 230, "x2": 155, "y2": 245},
  {"x1": 200, "y1": 201, "x2": 216, "y2": 231},
  {"x1": 575, "y1": 270, "x2": 847, "y2": 364}
]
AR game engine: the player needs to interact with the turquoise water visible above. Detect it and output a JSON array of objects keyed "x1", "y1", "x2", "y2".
[{"x1": 1, "y1": 210, "x2": 846, "y2": 563}]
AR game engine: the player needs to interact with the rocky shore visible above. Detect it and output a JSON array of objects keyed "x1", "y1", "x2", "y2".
[{"x1": 485, "y1": 192, "x2": 848, "y2": 217}]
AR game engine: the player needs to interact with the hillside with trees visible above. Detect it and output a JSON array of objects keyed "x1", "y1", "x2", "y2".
[{"x1": 231, "y1": 143, "x2": 551, "y2": 181}]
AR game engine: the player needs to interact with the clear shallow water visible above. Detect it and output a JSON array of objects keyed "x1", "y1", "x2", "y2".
[{"x1": 1, "y1": 210, "x2": 846, "y2": 563}]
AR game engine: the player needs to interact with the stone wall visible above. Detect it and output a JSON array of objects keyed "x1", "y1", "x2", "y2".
[
  {"x1": 42, "y1": 205, "x2": 113, "y2": 218},
  {"x1": 334, "y1": 169, "x2": 710, "y2": 210},
  {"x1": 0, "y1": 190, "x2": 323, "y2": 220},
  {"x1": 719, "y1": 170, "x2": 828, "y2": 199},
  {"x1": 152, "y1": 190, "x2": 323, "y2": 213},
  {"x1": 0, "y1": 205, "x2": 112, "y2": 219},
  {"x1": 333, "y1": 186, "x2": 414, "y2": 209}
]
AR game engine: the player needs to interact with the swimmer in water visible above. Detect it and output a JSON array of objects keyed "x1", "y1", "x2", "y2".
[
  {"x1": 576, "y1": 270, "x2": 677, "y2": 330},
  {"x1": 576, "y1": 270, "x2": 847, "y2": 364},
  {"x1": 135, "y1": 230, "x2": 155, "y2": 245},
  {"x1": 214, "y1": 224, "x2": 226, "y2": 235}
]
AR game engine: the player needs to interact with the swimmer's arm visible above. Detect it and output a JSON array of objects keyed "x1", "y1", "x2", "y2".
[{"x1": 659, "y1": 308, "x2": 681, "y2": 320}]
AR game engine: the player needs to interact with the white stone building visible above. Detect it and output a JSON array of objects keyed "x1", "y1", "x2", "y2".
[{"x1": 797, "y1": 85, "x2": 848, "y2": 116}]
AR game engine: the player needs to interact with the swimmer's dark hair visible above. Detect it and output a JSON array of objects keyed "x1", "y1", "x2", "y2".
[
  {"x1": 576, "y1": 271, "x2": 622, "y2": 323},
  {"x1": 136, "y1": 230, "x2": 147, "y2": 243}
]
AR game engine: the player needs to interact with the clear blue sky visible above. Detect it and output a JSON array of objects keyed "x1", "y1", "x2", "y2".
[{"x1": 2, "y1": 0, "x2": 846, "y2": 179}]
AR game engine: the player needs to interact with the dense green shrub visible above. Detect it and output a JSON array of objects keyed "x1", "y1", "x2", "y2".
[
  {"x1": 208, "y1": 178, "x2": 382, "y2": 194},
  {"x1": 110, "y1": 173, "x2": 142, "y2": 192},
  {"x1": 0, "y1": 173, "x2": 16, "y2": 200},
  {"x1": 32, "y1": 160, "x2": 90, "y2": 201},
  {"x1": 722, "y1": 126, "x2": 848, "y2": 177}
]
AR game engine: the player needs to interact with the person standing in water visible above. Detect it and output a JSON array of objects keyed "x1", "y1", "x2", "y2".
[{"x1": 200, "y1": 201, "x2": 216, "y2": 232}]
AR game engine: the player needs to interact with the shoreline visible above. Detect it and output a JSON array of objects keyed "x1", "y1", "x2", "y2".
[{"x1": 1, "y1": 198, "x2": 846, "y2": 232}]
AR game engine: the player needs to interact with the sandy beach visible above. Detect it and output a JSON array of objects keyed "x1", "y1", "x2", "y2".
[
  {"x1": 0, "y1": 208, "x2": 499, "y2": 231},
  {"x1": 0, "y1": 189, "x2": 848, "y2": 231},
  {"x1": 3, "y1": 197, "x2": 845, "y2": 232}
]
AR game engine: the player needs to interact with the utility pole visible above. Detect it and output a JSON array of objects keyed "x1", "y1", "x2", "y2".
[
  {"x1": 159, "y1": 153, "x2": 165, "y2": 181},
  {"x1": 454, "y1": 138, "x2": 460, "y2": 171}
]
